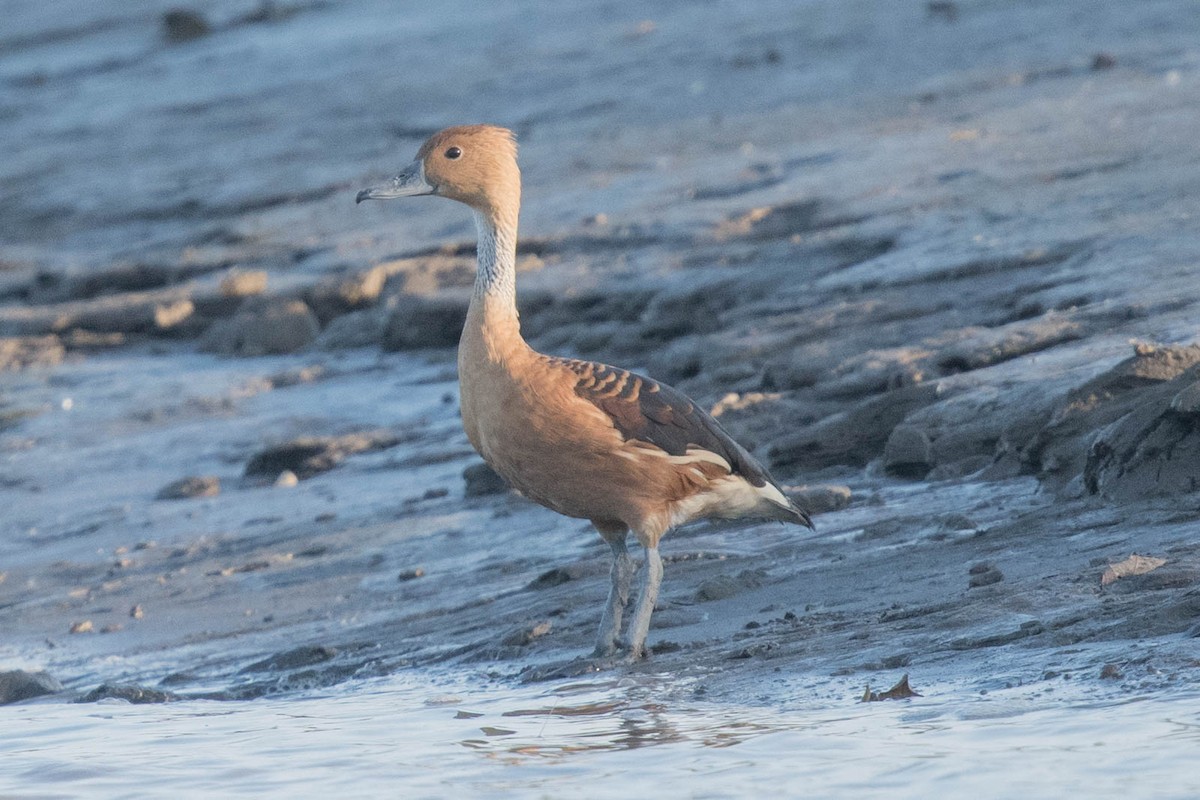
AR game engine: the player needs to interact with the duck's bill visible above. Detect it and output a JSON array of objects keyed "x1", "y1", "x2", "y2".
[{"x1": 356, "y1": 161, "x2": 434, "y2": 203}]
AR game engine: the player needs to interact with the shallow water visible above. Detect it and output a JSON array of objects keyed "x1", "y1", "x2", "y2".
[{"x1": 3, "y1": 673, "x2": 1198, "y2": 799}]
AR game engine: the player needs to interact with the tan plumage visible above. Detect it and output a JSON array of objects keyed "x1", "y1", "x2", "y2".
[{"x1": 358, "y1": 125, "x2": 812, "y2": 661}]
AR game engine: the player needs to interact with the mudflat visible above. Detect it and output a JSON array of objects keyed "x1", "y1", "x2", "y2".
[{"x1": 2, "y1": 1, "x2": 1199, "y2": 706}]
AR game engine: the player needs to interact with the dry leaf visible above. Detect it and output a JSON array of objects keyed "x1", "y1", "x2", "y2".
[
  {"x1": 862, "y1": 673, "x2": 922, "y2": 702},
  {"x1": 1101, "y1": 554, "x2": 1167, "y2": 586}
]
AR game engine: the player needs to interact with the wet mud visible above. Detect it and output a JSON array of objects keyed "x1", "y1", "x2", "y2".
[{"x1": 3, "y1": 0, "x2": 1200, "y2": 710}]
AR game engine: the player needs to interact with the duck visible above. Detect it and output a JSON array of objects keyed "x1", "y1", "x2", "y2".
[{"x1": 357, "y1": 125, "x2": 812, "y2": 661}]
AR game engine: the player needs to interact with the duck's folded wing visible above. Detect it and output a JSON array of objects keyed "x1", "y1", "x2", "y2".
[{"x1": 548, "y1": 357, "x2": 812, "y2": 527}]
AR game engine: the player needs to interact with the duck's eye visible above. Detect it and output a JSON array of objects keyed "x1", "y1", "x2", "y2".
[{"x1": 444, "y1": 146, "x2": 462, "y2": 160}]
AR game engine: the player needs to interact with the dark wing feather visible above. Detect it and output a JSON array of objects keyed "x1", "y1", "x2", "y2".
[{"x1": 551, "y1": 357, "x2": 780, "y2": 490}]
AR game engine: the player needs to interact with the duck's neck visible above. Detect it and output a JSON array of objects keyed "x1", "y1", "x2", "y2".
[{"x1": 466, "y1": 208, "x2": 526, "y2": 361}]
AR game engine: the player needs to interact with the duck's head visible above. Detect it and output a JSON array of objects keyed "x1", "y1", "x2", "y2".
[{"x1": 357, "y1": 125, "x2": 520, "y2": 222}]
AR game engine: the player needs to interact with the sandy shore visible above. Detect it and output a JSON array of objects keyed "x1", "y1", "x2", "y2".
[{"x1": 3, "y1": 0, "x2": 1200, "y2": 706}]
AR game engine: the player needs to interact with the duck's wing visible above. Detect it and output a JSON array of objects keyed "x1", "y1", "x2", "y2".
[{"x1": 548, "y1": 357, "x2": 813, "y2": 528}]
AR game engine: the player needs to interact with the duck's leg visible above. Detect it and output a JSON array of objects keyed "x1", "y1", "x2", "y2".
[
  {"x1": 593, "y1": 524, "x2": 633, "y2": 658},
  {"x1": 622, "y1": 544, "x2": 663, "y2": 660}
]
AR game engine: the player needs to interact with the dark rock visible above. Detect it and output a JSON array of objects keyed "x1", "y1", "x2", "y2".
[
  {"x1": 0, "y1": 335, "x2": 65, "y2": 371},
  {"x1": 636, "y1": 278, "x2": 756, "y2": 343},
  {"x1": 697, "y1": 575, "x2": 741, "y2": 602},
  {"x1": 0, "y1": 670, "x2": 63, "y2": 705},
  {"x1": 463, "y1": 462, "x2": 508, "y2": 496},
  {"x1": 1103, "y1": 568, "x2": 1200, "y2": 594},
  {"x1": 770, "y1": 384, "x2": 941, "y2": 470},
  {"x1": 162, "y1": 8, "x2": 211, "y2": 42},
  {"x1": 200, "y1": 298, "x2": 320, "y2": 356},
  {"x1": 696, "y1": 569, "x2": 764, "y2": 602},
  {"x1": 787, "y1": 484, "x2": 851, "y2": 514},
  {"x1": 316, "y1": 307, "x2": 387, "y2": 350},
  {"x1": 1021, "y1": 344, "x2": 1200, "y2": 492},
  {"x1": 712, "y1": 200, "x2": 825, "y2": 241},
  {"x1": 883, "y1": 425, "x2": 934, "y2": 479},
  {"x1": 940, "y1": 514, "x2": 977, "y2": 532},
  {"x1": 526, "y1": 566, "x2": 581, "y2": 590},
  {"x1": 306, "y1": 266, "x2": 388, "y2": 324},
  {"x1": 2, "y1": 295, "x2": 195, "y2": 338},
  {"x1": 156, "y1": 475, "x2": 220, "y2": 500},
  {"x1": 501, "y1": 621, "x2": 552, "y2": 647},
  {"x1": 77, "y1": 684, "x2": 178, "y2": 704},
  {"x1": 397, "y1": 567, "x2": 425, "y2": 581},
  {"x1": 926, "y1": 1, "x2": 958, "y2": 22},
  {"x1": 267, "y1": 364, "x2": 326, "y2": 388},
  {"x1": 244, "y1": 430, "x2": 401, "y2": 481},
  {"x1": 944, "y1": 316, "x2": 1084, "y2": 372},
  {"x1": 898, "y1": 385, "x2": 1055, "y2": 480},
  {"x1": 1083, "y1": 364, "x2": 1200, "y2": 499},
  {"x1": 241, "y1": 645, "x2": 337, "y2": 674},
  {"x1": 381, "y1": 295, "x2": 468, "y2": 350},
  {"x1": 968, "y1": 564, "x2": 1004, "y2": 588},
  {"x1": 1091, "y1": 52, "x2": 1117, "y2": 71}
]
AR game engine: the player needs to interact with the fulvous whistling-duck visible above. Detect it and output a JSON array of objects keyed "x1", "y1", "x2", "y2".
[{"x1": 358, "y1": 125, "x2": 812, "y2": 661}]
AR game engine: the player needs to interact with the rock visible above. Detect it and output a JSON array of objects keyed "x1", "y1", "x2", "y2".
[
  {"x1": 45, "y1": 263, "x2": 178, "y2": 302},
  {"x1": 156, "y1": 475, "x2": 220, "y2": 500},
  {"x1": 306, "y1": 266, "x2": 388, "y2": 324},
  {"x1": 267, "y1": 364, "x2": 326, "y2": 388},
  {"x1": 241, "y1": 645, "x2": 337, "y2": 674},
  {"x1": 244, "y1": 430, "x2": 402, "y2": 481},
  {"x1": 500, "y1": 621, "x2": 552, "y2": 647},
  {"x1": 463, "y1": 462, "x2": 508, "y2": 496},
  {"x1": 1083, "y1": 363, "x2": 1200, "y2": 499},
  {"x1": 397, "y1": 567, "x2": 425, "y2": 581},
  {"x1": 787, "y1": 484, "x2": 851, "y2": 514},
  {"x1": 635, "y1": 278, "x2": 752, "y2": 343},
  {"x1": 926, "y1": 1, "x2": 958, "y2": 22},
  {"x1": 968, "y1": 563, "x2": 1004, "y2": 588},
  {"x1": 315, "y1": 306, "x2": 388, "y2": 350},
  {"x1": 1020, "y1": 344, "x2": 1200, "y2": 491},
  {"x1": 1170, "y1": 380, "x2": 1200, "y2": 413},
  {"x1": 273, "y1": 469, "x2": 299, "y2": 487},
  {"x1": 0, "y1": 670, "x2": 63, "y2": 705},
  {"x1": 0, "y1": 335, "x2": 65, "y2": 371},
  {"x1": 696, "y1": 569, "x2": 764, "y2": 602},
  {"x1": 697, "y1": 575, "x2": 741, "y2": 602},
  {"x1": 519, "y1": 288, "x2": 653, "y2": 342},
  {"x1": 770, "y1": 384, "x2": 941, "y2": 470},
  {"x1": 162, "y1": 8, "x2": 211, "y2": 42},
  {"x1": 381, "y1": 295, "x2": 468, "y2": 350},
  {"x1": 68, "y1": 620, "x2": 93, "y2": 634},
  {"x1": 152, "y1": 300, "x2": 197, "y2": 334},
  {"x1": 526, "y1": 566, "x2": 583, "y2": 590},
  {"x1": 823, "y1": 316, "x2": 1083, "y2": 398},
  {"x1": 62, "y1": 330, "x2": 126, "y2": 350},
  {"x1": 77, "y1": 684, "x2": 178, "y2": 704},
  {"x1": 883, "y1": 425, "x2": 934, "y2": 479},
  {"x1": 712, "y1": 200, "x2": 824, "y2": 241},
  {"x1": 219, "y1": 270, "x2": 268, "y2": 298},
  {"x1": 200, "y1": 298, "x2": 320, "y2": 356}
]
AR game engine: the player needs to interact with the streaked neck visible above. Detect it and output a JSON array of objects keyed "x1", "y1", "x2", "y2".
[
  {"x1": 466, "y1": 208, "x2": 525, "y2": 361},
  {"x1": 472, "y1": 209, "x2": 518, "y2": 314}
]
